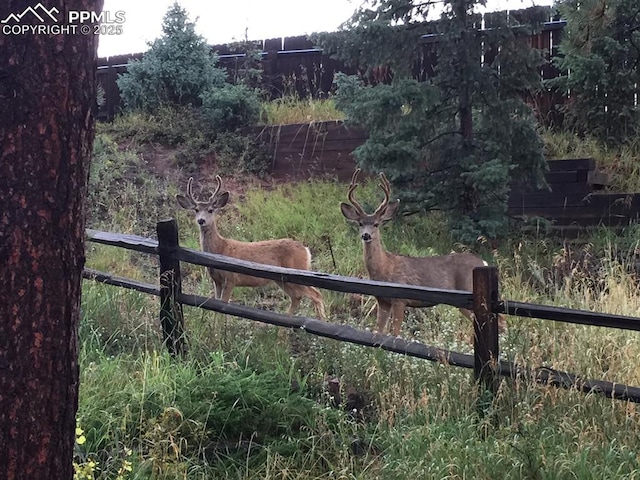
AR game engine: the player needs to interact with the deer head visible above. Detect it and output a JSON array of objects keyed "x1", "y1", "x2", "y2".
[
  {"x1": 340, "y1": 169, "x2": 400, "y2": 243},
  {"x1": 176, "y1": 176, "x2": 230, "y2": 229}
]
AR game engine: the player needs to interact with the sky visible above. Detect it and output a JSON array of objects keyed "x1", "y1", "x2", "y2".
[{"x1": 98, "y1": 0, "x2": 554, "y2": 58}]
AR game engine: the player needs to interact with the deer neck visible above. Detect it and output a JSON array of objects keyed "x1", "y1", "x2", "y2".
[
  {"x1": 199, "y1": 220, "x2": 227, "y2": 255},
  {"x1": 362, "y1": 237, "x2": 392, "y2": 280}
]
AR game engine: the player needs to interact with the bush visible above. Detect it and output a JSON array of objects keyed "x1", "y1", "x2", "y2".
[
  {"x1": 212, "y1": 131, "x2": 270, "y2": 176},
  {"x1": 200, "y1": 84, "x2": 261, "y2": 132},
  {"x1": 116, "y1": 3, "x2": 226, "y2": 111}
]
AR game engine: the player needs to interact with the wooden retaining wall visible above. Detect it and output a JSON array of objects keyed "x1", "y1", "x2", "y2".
[
  {"x1": 507, "y1": 158, "x2": 640, "y2": 232},
  {"x1": 257, "y1": 121, "x2": 640, "y2": 230},
  {"x1": 255, "y1": 121, "x2": 366, "y2": 182},
  {"x1": 97, "y1": 8, "x2": 566, "y2": 122}
]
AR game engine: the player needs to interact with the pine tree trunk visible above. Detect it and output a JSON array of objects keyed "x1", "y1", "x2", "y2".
[
  {"x1": 453, "y1": 0, "x2": 474, "y2": 144},
  {"x1": 0, "y1": 1, "x2": 103, "y2": 478}
]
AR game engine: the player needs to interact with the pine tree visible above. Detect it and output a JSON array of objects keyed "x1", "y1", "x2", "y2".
[
  {"x1": 314, "y1": 0, "x2": 548, "y2": 243},
  {"x1": 117, "y1": 2, "x2": 227, "y2": 110},
  {"x1": 0, "y1": 0, "x2": 101, "y2": 477},
  {"x1": 550, "y1": 0, "x2": 640, "y2": 145}
]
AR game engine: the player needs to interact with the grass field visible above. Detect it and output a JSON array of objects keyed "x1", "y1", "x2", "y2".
[{"x1": 77, "y1": 113, "x2": 640, "y2": 479}]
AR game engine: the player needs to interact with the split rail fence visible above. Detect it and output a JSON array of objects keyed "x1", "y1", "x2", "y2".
[{"x1": 83, "y1": 219, "x2": 640, "y2": 404}]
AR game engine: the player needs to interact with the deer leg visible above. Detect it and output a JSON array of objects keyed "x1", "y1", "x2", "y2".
[
  {"x1": 219, "y1": 282, "x2": 233, "y2": 303},
  {"x1": 305, "y1": 286, "x2": 326, "y2": 319},
  {"x1": 282, "y1": 284, "x2": 326, "y2": 318},
  {"x1": 376, "y1": 300, "x2": 391, "y2": 333},
  {"x1": 286, "y1": 295, "x2": 302, "y2": 316},
  {"x1": 288, "y1": 299, "x2": 301, "y2": 316},
  {"x1": 390, "y1": 302, "x2": 406, "y2": 336},
  {"x1": 281, "y1": 283, "x2": 302, "y2": 316},
  {"x1": 211, "y1": 281, "x2": 221, "y2": 299}
]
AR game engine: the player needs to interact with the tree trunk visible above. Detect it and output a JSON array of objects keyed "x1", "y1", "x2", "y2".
[
  {"x1": 0, "y1": 1, "x2": 103, "y2": 478},
  {"x1": 452, "y1": 0, "x2": 474, "y2": 144}
]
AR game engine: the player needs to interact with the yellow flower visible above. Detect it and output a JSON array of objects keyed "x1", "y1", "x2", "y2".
[{"x1": 75, "y1": 427, "x2": 87, "y2": 446}]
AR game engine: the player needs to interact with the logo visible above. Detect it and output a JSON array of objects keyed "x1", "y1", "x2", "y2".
[
  {"x1": 1, "y1": 2, "x2": 125, "y2": 36},
  {"x1": 1, "y1": 3, "x2": 59, "y2": 24}
]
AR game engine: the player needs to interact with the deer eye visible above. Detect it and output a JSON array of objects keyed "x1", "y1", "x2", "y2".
[
  {"x1": 358, "y1": 221, "x2": 364, "y2": 227},
  {"x1": 208, "y1": 208, "x2": 214, "y2": 214},
  {"x1": 194, "y1": 208, "x2": 200, "y2": 213},
  {"x1": 373, "y1": 222, "x2": 380, "y2": 228}
]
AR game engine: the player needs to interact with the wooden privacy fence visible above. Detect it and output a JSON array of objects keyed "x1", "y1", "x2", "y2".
[
  {"x1": 83, "y1": 219, "x2": 640, "y2": 404},
  {"x1": 97, "y1": 8, "x2": 566, "y2": 122}
]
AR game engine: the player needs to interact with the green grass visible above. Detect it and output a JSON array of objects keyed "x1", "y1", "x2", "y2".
[
  {"x1": 259, "y1": 96, "x2": 345, "y2": 125},
  {"x1": 79, "y1": 121, "x2": 640, "y2": 478}
]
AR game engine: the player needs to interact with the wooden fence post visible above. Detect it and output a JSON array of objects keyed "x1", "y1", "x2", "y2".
[
  {"x1": 473, "y1": 266, "x2": 500, "y2": 410},
  {"x1": 157, "y1": 219, "x2": 186, "y2": 357}
]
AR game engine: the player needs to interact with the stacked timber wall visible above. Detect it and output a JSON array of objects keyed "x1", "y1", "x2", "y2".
[
  {"x1": 258, "y1": 121, "x2": 640, "y2": 231},
  {"x1": 256, "y1": 121, "x2": 367, "y2": 182},
  {"x1": 97, "y1": 8, "x2": 569, "y2": 122},
  {"x1": 507, "y1": 158, "x2": 640, "y2": 232}
]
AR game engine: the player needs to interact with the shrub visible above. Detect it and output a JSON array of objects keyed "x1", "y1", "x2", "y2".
[
  {"x1": 116, "y1": 2, "x2": 226, "y2": 111},
  {"x1": 200, "y1": 84, "x2": 261, "y2": 132}
]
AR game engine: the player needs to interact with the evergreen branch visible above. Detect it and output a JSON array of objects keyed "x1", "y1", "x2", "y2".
[{"x1": 424, "y1": 130, "x2": 462, "y2": 145}]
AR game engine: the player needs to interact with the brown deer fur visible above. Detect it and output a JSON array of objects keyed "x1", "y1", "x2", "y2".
[
  {"x1": 177, "y1": 176, "x2": 326, "y2": 318},
  {"x1": 340, "y1": 169, "x2": 500, "y2": 336}
]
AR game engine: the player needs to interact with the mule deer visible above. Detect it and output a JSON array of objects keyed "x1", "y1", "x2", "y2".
[
  {"x1": 177, "y1": 176, "x2": 326, "y2": 318},
  {"x1": 340, "y1": 169, "x2": 493, "y2": 336}
]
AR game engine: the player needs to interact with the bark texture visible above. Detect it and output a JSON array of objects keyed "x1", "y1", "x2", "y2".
[{"x1": 0, "y1": 1, "x2": 103, "y2": 478}]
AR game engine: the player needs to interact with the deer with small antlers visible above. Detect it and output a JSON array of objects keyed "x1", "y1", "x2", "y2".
[
  {"x1": 340, "y1": 169, "x2": 497, "y2": 336},
  {"x1": 177, "y1": 176, "x2": 326, "y2": 318}
]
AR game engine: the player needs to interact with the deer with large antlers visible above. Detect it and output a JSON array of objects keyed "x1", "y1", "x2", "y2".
[
  {"x1": 341, "y1": 169, "x2": 495, "y2": 336},
  {"x1": 177, "y1": 176, "x2": 326, "y2": 318}
]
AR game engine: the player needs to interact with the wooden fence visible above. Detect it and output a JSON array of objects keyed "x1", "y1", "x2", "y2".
[
  {"x1": 83, "y1": 220, "x2": 640, "y2": 404},
  {"x1": 97, "y1": 7, "x2": 566, "y2": 122}
]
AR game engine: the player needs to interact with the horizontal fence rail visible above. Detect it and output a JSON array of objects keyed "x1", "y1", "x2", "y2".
[
  {"x1": 178, "y1": 246, "x2": 474, "y2": 309},
  {"x1": 83, "y1": 268, "x2": 160, "y2": 296},
  {"x1": 86, "y1": 228, "x2": 474, "y2": 309},
  {"x1": 500, "y1": 300, "x2": 640, "y2": 331},
  {"x1": 86, "y1": 228, "x2": 159, "y2": 254},
  {"x1": 84, "y1": 223, "x2": 640, "y2": 404},
  {"x1": 81, "y1": 265, "x2": 640, "y2": 403}
]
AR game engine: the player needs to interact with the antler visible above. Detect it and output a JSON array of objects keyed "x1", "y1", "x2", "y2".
[
  {"x1": 186, "y1": 177, "x2": 197, "y2": 203},
  {"x1": 373, "y1": 172, "x2": 391, "y2": 216},
  {"x1": 347, "y1": 168, "x2": 366, "y2": 215},
  {"x1": 208, "y1": 175, "x2": 223, "y2": 202}
]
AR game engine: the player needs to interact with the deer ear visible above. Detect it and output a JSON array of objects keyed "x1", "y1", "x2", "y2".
[
  {"x1": 379, "y1": 200, "x2": 400, "y2": 222},
  {"x1": 176, "y1": 194, "x2": 194, "y2": 209},
  {"x1": 340, "y1": 202, "x2": 361, "y2": 222},
  {"x1": 213, "y1": 191, "x2": 230, "y2": 209}
]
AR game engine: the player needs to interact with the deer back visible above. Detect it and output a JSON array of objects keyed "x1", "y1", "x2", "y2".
[
  {"x1": 220, "y1": 237, "x2": 312, "y2": 271},
  {"x1": 386, "y1": 252, "x2": 485, "y2": 291}
]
